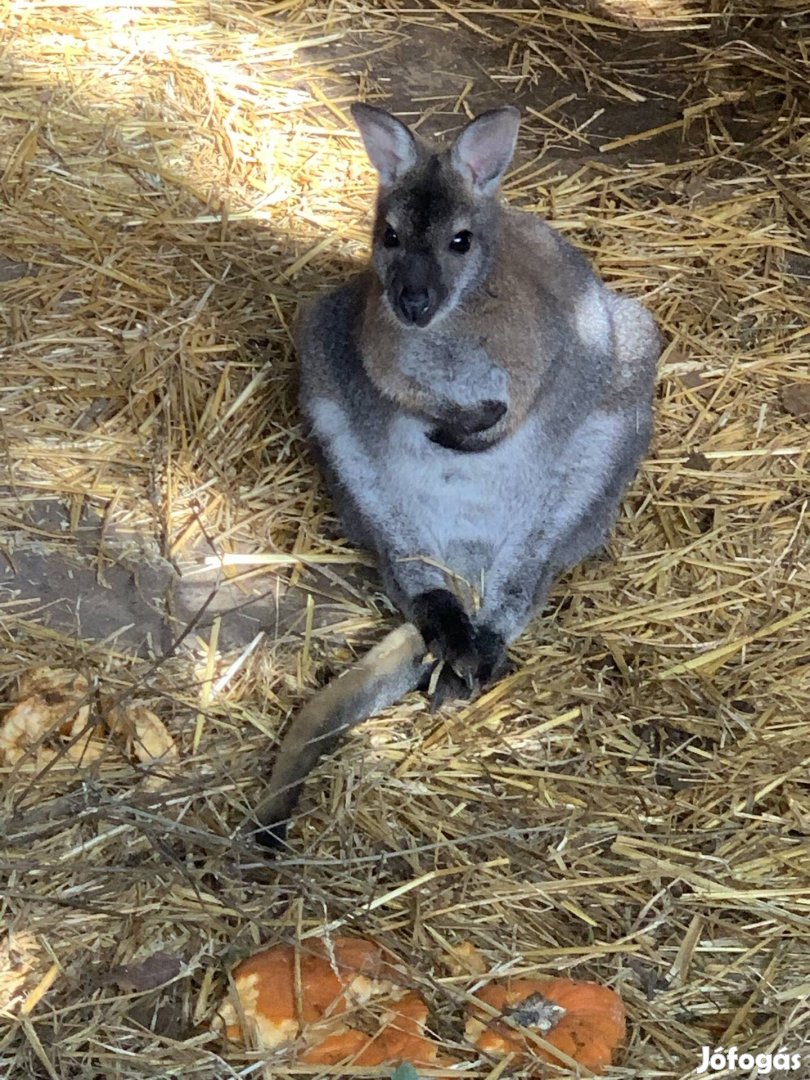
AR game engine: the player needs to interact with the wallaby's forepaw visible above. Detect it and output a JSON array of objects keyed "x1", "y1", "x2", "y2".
[{"x1": 428, "y1": 399, "x2": 507, "y2": 452}]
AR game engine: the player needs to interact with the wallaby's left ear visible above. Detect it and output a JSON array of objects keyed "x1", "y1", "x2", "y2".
[
  {"x1": 451, "y1": 106, "x2": 520, "y2": 196},
  {"x1": 351, "y1": 102, "x2": 419, "y2": 187}
]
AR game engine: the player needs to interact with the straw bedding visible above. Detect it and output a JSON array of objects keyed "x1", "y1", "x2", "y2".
[{"x1": 1, "y1": 1, "x2": 808, "y2": 1077}]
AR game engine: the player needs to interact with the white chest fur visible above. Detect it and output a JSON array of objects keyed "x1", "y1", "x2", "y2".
[
  {"x1": 310, "y1": 393, "x2": 627, "y2": 602},
  {"x1": 382, "y1": 413, "x2": 540, "y2": 559}
]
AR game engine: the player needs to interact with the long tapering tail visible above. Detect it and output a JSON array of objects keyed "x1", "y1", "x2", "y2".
[{"x1": 253, "y1": 623, "x2": 430, "y2": 850}]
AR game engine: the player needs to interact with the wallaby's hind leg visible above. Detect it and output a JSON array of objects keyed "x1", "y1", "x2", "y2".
[{"x1": 470, "y1": 404, "x2": 652, "y2": 649}]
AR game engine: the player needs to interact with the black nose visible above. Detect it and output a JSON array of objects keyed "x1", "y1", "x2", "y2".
[{"x1": 398, "y1": 288, "x2": 431, "y2": 324}]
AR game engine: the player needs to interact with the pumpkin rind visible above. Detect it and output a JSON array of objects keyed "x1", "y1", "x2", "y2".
[
  {"x1": 216, "y1": 936, "x2": 454, "y2": 1067},
  {"x1": 465, "y1": 976, "x2": 626, "y2": 1074},
  {"x1": 217, "y1": 937, "x2": 401, "y2": 1048},
  {"x1": 304, "y1": 991, "x2": 446, "y2": 1067}
]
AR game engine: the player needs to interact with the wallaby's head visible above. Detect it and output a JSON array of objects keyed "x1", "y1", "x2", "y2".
[{"x1": 351, "y1": 103, "x2": 520, "y2": 329}]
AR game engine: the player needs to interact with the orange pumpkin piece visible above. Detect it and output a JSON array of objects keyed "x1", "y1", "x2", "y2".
[
  {"x1": 465, "y1": 977, "x2": 626, "y2": 1075},
  {"x1": 215, "y1": 936, "x2": 452, "y2": 1068},
  {"x1": 303, "y1": 991, "x2": 445, "y2": 1067}
]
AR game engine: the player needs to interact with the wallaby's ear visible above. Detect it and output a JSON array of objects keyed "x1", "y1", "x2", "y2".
[
  {"x1": 451, "y1": 106, "x2": 520, "y2": 196},
  {"x1": 351, "y1": 103, "x2": 419, "y2": 187}
]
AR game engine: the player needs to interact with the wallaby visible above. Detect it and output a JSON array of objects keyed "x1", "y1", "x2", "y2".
[{"x1": 253, "y1": 103, "x2": 661, "y2": 848}]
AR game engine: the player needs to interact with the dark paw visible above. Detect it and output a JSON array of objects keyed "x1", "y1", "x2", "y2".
[
  {"x1": 428, "y1": 426, "x2": 480, "y2": 452},
  {"x1": 426, "y1": 628, "x2": 507, "y2": 709},
  {"x1": 428, "y1": 400, "x2": 507, "y2": 451},
  {"x1": 474, "y1": 626, "x2": 508, "y2": 685},
  {"x1": 412, "y1": 588, "x2": 477, "y2": 689},
  {"x1": 461, "y1": 399, "x2": 507, "y2": 434},
  {"x1": 429, "y1": 664, "x2": 474, "y2": 712}
]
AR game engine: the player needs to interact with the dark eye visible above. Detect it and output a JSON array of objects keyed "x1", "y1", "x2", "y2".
[
  {"x1": 383, "y1": 224, "x2": 400, "y2": 248},
  {"x1": 449, "y1": 230, "x2": 472, "y2": 254}
]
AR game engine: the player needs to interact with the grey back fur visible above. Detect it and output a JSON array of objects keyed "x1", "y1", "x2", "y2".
[{"x1": 296, "y1": 103, "x2": 661, "y2": 704}]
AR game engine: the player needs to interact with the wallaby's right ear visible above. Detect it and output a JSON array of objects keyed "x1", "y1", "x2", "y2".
[
  {"x1": 451, "y1": 106, "x2": 520, "y2": 196},
  {"x1": 351, "y1": 103, "x2": 419, "y2": 187}
]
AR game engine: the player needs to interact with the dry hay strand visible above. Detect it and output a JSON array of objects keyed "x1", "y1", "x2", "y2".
[{"x1": 1, "y1": 1, "x2": 809, "y2": 1079}]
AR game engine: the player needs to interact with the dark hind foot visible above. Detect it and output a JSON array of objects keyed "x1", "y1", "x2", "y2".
[
  {"x1": 428, "y1": 663, "x2": 473, "y2": 711},
  {"x1": 412, "y1": 592, "x2": 509, "y2": 706},
  {"x1": 412, "y1": 588, "x2": 478, "y2": 688},
  {"x1": 473, "y1": 625, "x2": 508, "y2": 685}
]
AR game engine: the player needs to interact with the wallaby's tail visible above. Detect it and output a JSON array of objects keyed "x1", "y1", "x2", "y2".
[{"x1": 253, "y1": 623, "x2": 429, "y2": 850}]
